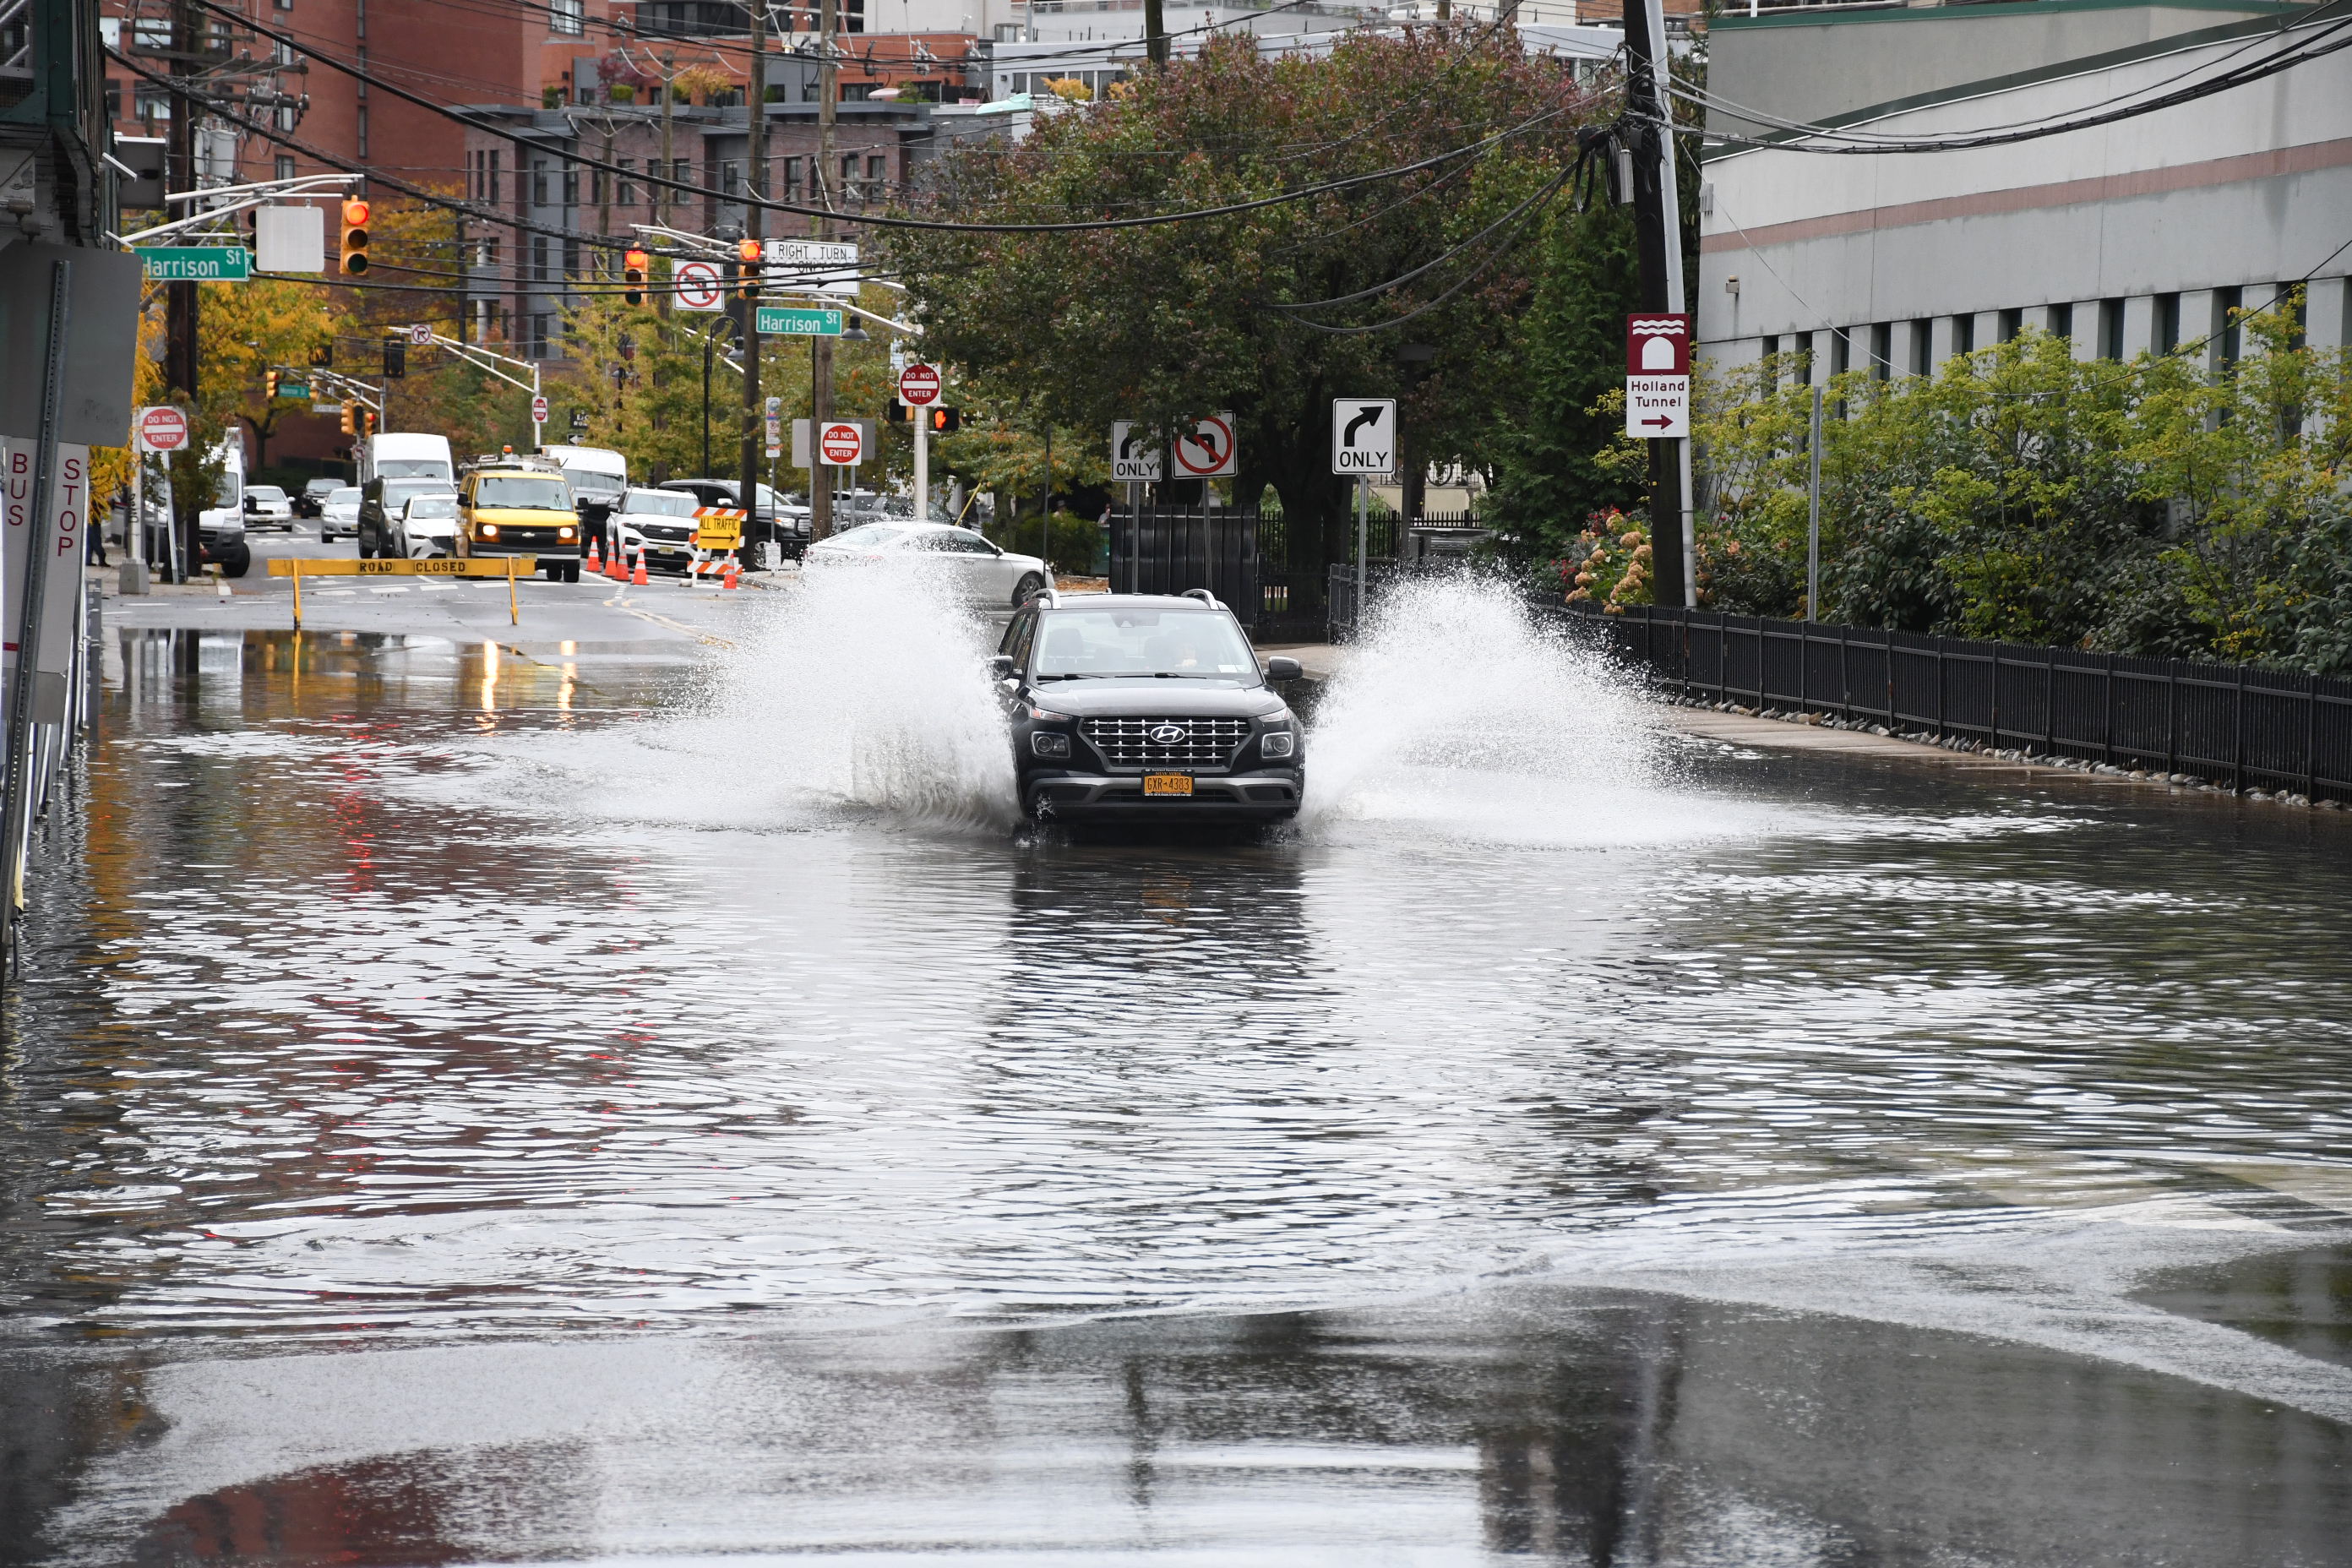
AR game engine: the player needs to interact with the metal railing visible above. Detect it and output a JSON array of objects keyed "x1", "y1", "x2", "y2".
[{"x1": 1565, "y1": 604, "x2": 2352, "y2": 802}]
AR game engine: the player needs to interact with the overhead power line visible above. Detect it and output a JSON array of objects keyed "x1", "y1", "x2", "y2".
[{"x1": 180, "y1": 0, "x2": 1571, "y2": 237}]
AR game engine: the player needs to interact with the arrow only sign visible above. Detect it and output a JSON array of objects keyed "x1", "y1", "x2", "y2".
[
  {"x1": 1109, "y1": 421, "x2": 1163, "y2": 482},
  {"x1": 1331, "y1": 398, "x2": 1396, "y2": 477}
]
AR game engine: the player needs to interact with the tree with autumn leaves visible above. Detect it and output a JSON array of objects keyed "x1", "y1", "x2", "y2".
[{"x1": 884, "y1": 29, "x2": 1642, "y2": 579}]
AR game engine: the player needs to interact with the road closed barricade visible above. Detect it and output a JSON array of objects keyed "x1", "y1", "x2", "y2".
[{"x1": 268, "y1": 555, "x2": 541, "y2": 625}]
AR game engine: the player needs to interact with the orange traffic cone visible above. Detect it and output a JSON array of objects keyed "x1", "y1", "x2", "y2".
[
  {"x1": 606, "y1": 540, "x2": 628, "y2": 580},
  {"x1": 630, "y1": 547, "x2": 649, "y2": 587},
  {"x1": 585, "y1": 536, "x2": 602, "y2": 576},
  {"x1": 721, "y1": 553, "x2": 741, "y2": 591}
]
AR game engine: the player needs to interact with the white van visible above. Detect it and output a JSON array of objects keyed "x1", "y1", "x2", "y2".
[
  {"x1": 542, "y1": 444, "x2": 629, "y2": 531},
  {"x1": 361, "y1": 432, "x2": 455, "y2": 488}
]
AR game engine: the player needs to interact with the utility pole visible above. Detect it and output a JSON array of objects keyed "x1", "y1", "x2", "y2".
[
  {"x1": 165, "y1": 0, "x2": 201, "y2": 584},
  {"x1": 809, "y1": 0, "x2": 838, "y2": 541},
  {"x1": 1623, "y1": 0, "x2": 1685, "y2": 610},
  {"x1": 455, "y1": 209, "x2": 470, "y2": 344},
  {"x1": 659, "y1": 48, "x2": 677, "y2": 229},
  {"x1": 1145, "y1": 0, "x2": 1168, "y2": 67},
  {"x1": 739, "y1": 3, "x2": 768, "y2": 558}
]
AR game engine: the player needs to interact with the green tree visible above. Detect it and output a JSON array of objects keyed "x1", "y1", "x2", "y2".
[{"x1": 886, "y1": 30, "x2": 1605, "y2": 581}]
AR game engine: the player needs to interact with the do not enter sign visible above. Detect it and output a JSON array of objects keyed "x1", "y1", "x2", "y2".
[
  {"x1": 819, "y1": 421, "x2": 864, "y2": 466},
  {"x1": 135, "y1": 406, "x2": 188, "y2": 454},
  {"x1": 899, "y1": 364, "x2": 941, "y2": 406}
]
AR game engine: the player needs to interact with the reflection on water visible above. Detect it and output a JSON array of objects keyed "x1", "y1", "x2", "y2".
[{"x1": 3, "y1": 613, "x2": 2351, "y2": 1565}]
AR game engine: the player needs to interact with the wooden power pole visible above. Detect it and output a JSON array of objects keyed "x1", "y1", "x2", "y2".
[{"x1": 809, "y1": 0, "x2": 838, "y2": 542}]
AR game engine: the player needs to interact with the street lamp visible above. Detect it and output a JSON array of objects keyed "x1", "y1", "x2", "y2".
[{"x1": 701, "y1": 320, "x2": 740, "y2": 477}]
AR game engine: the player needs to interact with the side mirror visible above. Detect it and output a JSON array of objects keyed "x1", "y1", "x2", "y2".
[
  {"x1": 989, "y1": 655, "x2": 1015, "y2": 681},
  {"x1": 1264, "y1": 656, "x2": 1303, "y2": 682}
]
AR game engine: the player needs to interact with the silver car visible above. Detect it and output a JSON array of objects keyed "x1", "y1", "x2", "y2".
[
  {"x1": 242, "y1": 483, "x2": 296, "y2": 531},
  {"x1": 318, "y1": 485, "x2": 362, "y2": 542},
  {"x1": 804, "y1": 521, "x2": 1051, "y2": 609},
  {"x1": 391, "y1": 493, "x2": 460, "y2": 558}
]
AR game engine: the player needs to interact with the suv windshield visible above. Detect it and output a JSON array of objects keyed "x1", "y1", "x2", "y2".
[
  {"x1": 473, "y1": 476, "x2": 571, "y2": 509},
  {"x1": 623, "y1": 489, "x2": 697, "y2": 517},
  {"x1": 1033, "y1": 609, "x2": 1257, "y2": 680},
  {"x1": 567, "y1": 471, "x2": 624, "y2": 497}
]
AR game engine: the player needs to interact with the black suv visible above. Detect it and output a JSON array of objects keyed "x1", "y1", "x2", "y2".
[
  {"x1": 358, "y1": 476, "x2": 456, "y2": 559},
  {"x1": 994, "y1": 590, "x2": 1304, "y2": 824}
]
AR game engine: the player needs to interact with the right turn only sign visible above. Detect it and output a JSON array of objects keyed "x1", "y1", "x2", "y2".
[
  {"x1": 1331, "y1": 399, "x2": 1396, "y2": 476},
  {"x1": 1625, "y1": 313, "x2": 1690, "y2": 438}
]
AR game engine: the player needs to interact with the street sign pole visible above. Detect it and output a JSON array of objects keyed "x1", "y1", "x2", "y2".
[
  {"x1": 1355, "y1": 476, "x2": 1369, "y2": 638},
  {"x1": 1807, "y1": 384, "x2": 1825, "y2": 621}
]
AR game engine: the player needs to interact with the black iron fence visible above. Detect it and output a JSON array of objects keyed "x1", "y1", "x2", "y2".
[
  {"x1": 1568, "y1": 604, "x2": 2352, "y2": 801},
  {"x1": 1109, "y1": 506, "x2": 1260, "y2": 626}
]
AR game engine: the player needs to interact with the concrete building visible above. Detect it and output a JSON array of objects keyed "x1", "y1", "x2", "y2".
[{"x1": 1693, "y1": 0, "x2": 2352, "y2": 384}]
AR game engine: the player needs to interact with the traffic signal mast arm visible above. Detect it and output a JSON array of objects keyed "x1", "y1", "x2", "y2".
[
  {"x1": 307, "y1": 367, "x2": 384, "y2": 412},
  {"x1": 114, "y1": 172, "x2": 361, "y2": 246},
  {"x1": 417, "y1": 332, "x2": 542, "y2": 400}
]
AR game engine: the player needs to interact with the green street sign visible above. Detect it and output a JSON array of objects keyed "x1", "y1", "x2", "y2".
[
  {"x1": 279, "y1": 382, "x2": 310, "y2": 400},
  {"x1": 136, "y1": 246, "x2": 252, "y2": 281},
  {"x1": 755, "y1": 305, "x2": 842, "y2": 337}
]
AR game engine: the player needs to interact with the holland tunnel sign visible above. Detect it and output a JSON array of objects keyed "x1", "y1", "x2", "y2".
[{"x1": 1625, "y1": 313, "x2": 1690, "y2": 439}]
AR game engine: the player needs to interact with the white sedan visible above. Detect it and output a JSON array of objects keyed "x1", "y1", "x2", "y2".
[
  {"x1": 804, "y1": 522, "x2": 1051, "y2": 609},
  {"x1": 318, "y1": 486, "x2": 362, "y2": 542},
  {"x1": 242, "y1": 484, "x2": 296, "y2": 531},
  {"x1": 391, "y1": 493, "x2": 460, "y2": 558}
]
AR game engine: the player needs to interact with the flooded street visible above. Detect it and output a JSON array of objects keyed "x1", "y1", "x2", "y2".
[{"x1": 3, "y1": 580, "x2": 2349, "y2": 1565}]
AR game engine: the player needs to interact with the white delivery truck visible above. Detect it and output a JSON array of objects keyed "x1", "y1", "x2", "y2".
[{"x1": 359, "y1": 432, "x2": 456, "y2": 488}]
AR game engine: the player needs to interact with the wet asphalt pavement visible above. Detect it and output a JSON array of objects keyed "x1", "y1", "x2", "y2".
[{"x1": 2, "y1": 578, "x2": 2349, "y2": 1566}]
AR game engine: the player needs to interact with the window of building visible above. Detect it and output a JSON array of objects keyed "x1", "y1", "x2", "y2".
[
  {"x1": 1760, "y1": 335, "x2": 1778, "y2": 387},
  {"x1": 357, "y1": 104, "x2": 368, "y2": 157},
  {"x1": 866, "y1": 153, "x2": 887, "y2": 198},
  {"x1": 2098, "y1": 298, "x2": 2125, "y2": 361},
  {"x1": 617, "y1": 159, "x2": 635, "y2": 205},
  {"x1": 274, "y1": 0, "x2": 291, "y2": 10},
  {"x1": 1952, "y1": 315, "x2": 1974, "y2": 355},
  {"x1": 532, "y1": 235, "x2": 550, "y2": 283},
  {"x1": 2153, "y1": 293, "x2": 2180, "y2": 353},
  {"x1": 846, "y1": 0, "x2": 863, "y2": 33},
  {"x1": 275, "y1": 102, "x2": 298, "y2": 132},
  {"x1": 561, "y1": 166, "x2": 579, "y2": 206},
  {"x1": 533, "y1": 160, "x2": 550, "y2": 207},
  {"x1": 1830, "y1": 329, "x2": 1850, "y2": 377},
  {"x1": 780, "y1": 156, "x2": 801, "y2": 199},
  {"x1": 552, "y1": 0, "x2": 584, "y2": 35},
  {"x1": 355, "y1": 0, "x2": 366, "y2": 39},
  {"x1": 840, "y1": 154, "x2": 858, "y2": 201},
  {"x1": 104, "y1": 80, "x2": 120, "y2": 122},
  {"x1": 564, "y1": 238, "x2": 580, "y2": 278},
  {"x1": 1869, "y1": 322, "x2": 1891, "y2": 380},
  {"x1": 2048, "y1": 302, "x2": 2072, "y2": 340},
  {"x1": 2214, "y1": 286, "x2": 2243, "y2": 369},
  {"x1": 133, "y1": 86, "x2": 172, "y2": 124},
  {"x1": 1908, "y1": 319, "x2": 1930, "y2": 376},
  {"x1": 1995, "y1": 308, "x2": 2021, "y2": 343}
]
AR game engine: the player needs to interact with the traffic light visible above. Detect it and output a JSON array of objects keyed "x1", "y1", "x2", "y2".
[
  {"x1": 383, "y1": 334, "x2": 406, "y2": 378},
  {"x1": 339, "y1": 198, "x2": 371, "y2": 275},
  {"x1": 737, "y1": 237, "x2": 761, "y2": 299},
  {"x1": 359, "y1": 407, "x2": 378, "y2": 438},
  {"x1": 339, "y1": 402, "x2": 356, "y2": 435},
  {"x1": 885, "y1": 400, "x2": 908, "y2": 425},
  {"x1": 927, "y1": 407, "x2": 961, "y2": 434},
  {"x1": 264, "y1": 368, "x2": 280, "y2": 400},
  {"x1": 623, "y1": 248, "x2": 649, "y2": 307},
  {"x1": 311, "y1": 343, "x2": 332, "y2": 368}
]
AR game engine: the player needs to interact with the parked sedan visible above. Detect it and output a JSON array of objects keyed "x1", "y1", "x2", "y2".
[
  {"x1": 804, "y1": 521, "x2": 1050, "y2": 609},
  {"x1": 242, "y1": 484, "x2": 296, "y2": 531},
  {"x1": 391, "y1": 493, "x2": 460, "y2": 558},
  {"x1": 318, "y1": 486, "x2": 362, "y2": 543}
]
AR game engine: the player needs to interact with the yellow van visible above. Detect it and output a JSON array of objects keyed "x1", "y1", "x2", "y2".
[{"x1": 457, "y1": 458, "x2": 583, "y2": 581}]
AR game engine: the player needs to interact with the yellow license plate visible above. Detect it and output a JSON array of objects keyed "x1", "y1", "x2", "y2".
[{"x1": 1142, "y1": 774, "x2": 1194, "y2": 797}]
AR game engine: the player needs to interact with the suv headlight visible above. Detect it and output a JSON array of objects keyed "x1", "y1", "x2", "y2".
[
  {"x1": 1260, "y1": 732, "x2": 1296, "y2": 759},
  {"x1": 1031, "y1": 731, "x2": 1071, "y2": 760}
]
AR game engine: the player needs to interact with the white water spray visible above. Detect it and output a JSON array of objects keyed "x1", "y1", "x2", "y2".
[{"x1": 1302, "y1": 574, "x2": 1669, "y2": 844}]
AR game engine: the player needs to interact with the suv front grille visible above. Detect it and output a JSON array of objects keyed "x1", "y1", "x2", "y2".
[{"x1": 1082, "y1": 716, "x2": 1250, "y2": 770}]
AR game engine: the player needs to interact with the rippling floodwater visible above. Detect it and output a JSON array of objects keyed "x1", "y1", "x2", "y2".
[{"x1": 4, "y1": 578, "x2": 2350, "y2": 1565}]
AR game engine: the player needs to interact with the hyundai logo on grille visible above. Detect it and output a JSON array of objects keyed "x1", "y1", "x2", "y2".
[{"x1": 1148, "y1": 723, "x2": 1187, "y2": 747}]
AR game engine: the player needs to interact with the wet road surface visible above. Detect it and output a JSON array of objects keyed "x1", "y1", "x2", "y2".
[{"x1": 3, "y1": 579, "x2": 2349, "y2": 1565}]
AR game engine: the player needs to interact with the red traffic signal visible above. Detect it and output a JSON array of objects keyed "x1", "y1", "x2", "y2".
[
  {"x1": 623, "y1": 247, "x2": 650, "y2": 307},
  {"x1": 339, "y1": 198, "x2": 372, "y2": 276},
  {"x1": 737, "y1": 237, "x2": 763, "y2": 264}
]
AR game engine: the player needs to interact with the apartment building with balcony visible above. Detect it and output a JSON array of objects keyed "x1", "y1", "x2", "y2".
[{"x1": 1694, "y1": 0, "x2": 2352, "y2": 385}]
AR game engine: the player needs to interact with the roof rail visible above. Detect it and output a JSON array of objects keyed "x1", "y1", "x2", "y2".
[{"x1": 1179, "y1": 587, "x2": 1223, "y2": 610}]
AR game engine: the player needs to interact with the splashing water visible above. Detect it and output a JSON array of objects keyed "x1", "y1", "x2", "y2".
[
  {"x1": 1303, "y1": 572, "x2": 1671, "y2": 844},
  {"x1": 405, "y1": 564, "x2": 1020, "y2": 834}
]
